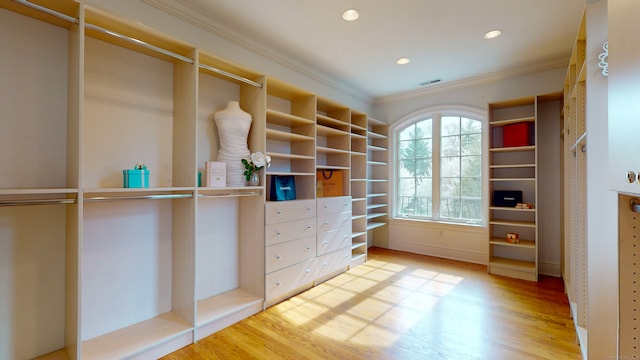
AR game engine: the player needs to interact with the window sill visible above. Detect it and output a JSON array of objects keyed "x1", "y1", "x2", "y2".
[{"x1": 391, "y1": 217, "x2": 487, "y2": 230}]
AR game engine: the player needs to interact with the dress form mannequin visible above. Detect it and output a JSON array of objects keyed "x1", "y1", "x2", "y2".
[{"x1": 214, "y1": 100, "x2": 252, "y2": 186}]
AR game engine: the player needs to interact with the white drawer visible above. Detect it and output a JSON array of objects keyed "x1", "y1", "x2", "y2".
[
  {"x1": 316, "y1": 248, "x2": 351, "y2": 281},
  {"x1": 317, "y1": 211, "x2": 352, "y2": 233},
  {"x1": 317, "y1": 228, "x2": 352, "y2": 256},
  {"x1": 265, "y1": 199, "x2": 316, "y2": 224},
  {"x1": 265, "y1": 236, "x2": 316, "y2": 274},
  {"x1": 317, "y1": 196, "x2": 352, "y2": 216},
  {"x1": 266, "y1": 258, "x2": 317, "y2": 301},
  {"x1": 265, "y1": 217, "x2": 316, "y2": 246}
]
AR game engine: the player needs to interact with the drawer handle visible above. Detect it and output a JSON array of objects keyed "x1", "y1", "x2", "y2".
[
  {"x1": 323, "y1": 222, "x2": 328, "y2": 226},
  {"x1": 343, "y1": 203, "x2": 348, "y2": 207},
  {"x1": 324, "y1": 205, "x2": 328, "y2": 209},
  {"x1": 323, "y1": 263, "x2": 328, "y2": 268},
  {"x1": 306, "y1": 246, "x2": 312, "y2": 251},
  {"x1": 276, "y1": 255, "x2": 282, "y2": 260},
  {"x1": 276, "y1": 231, "x2": 282, "y2": 236},
  {"x1": 323, "y1": 240, "x2": 329, "y2": 245},
  {"x1": 277, "y1": 210, "x2": 282, "y2": 215},
  {"x1": 344, "y1": 235, "x2": 349, "y2": 239},
  {"x1": 306, "y1": 269, "x2": 311, "y2": 274},
  {"x1": 306, "y1": 225, "x2": 312, "y2": 229},
  {"x1": 276, "y1": 281, "x2": 281, "y2": 286},
  {"x1": 307, "y1": 207, "x2": 311, "y2": 211}
]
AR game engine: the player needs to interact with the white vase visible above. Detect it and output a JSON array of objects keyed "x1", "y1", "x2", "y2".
[{"x1": 214, "y1": 100, "x2": 252, "y2": 187}]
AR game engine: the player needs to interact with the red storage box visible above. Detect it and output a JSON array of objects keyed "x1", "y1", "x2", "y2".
[{"x1": 503, "y1": 122, "x2": 530, "y2": 147}]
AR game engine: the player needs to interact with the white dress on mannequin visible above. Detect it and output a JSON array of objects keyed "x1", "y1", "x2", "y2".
[{"x1": 214, "y1": 100, "x2": 252, "y2": 187}]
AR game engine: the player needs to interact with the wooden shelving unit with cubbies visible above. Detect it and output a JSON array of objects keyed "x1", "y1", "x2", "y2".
[
  {"x1": 350, "y1": 110, "x2": 369, "y2": 266},
  {"x1": 366, "y1": 118, "x2": 389, "y2": 248}
]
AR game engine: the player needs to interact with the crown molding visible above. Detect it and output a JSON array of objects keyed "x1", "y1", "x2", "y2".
[
  {"x1": 143, "y1": 0, "x2": 372, "y2": 105},
  {"x1": 374, "y1": 58, "x2": 568, "y2": 105}
]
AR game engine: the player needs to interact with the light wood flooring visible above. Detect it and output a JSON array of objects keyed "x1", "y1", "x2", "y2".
[{"x1": 163, "y1": 247, "x2": 581, "y2": 360}]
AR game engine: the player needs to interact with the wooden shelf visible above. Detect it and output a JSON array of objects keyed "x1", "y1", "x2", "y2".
[
  {"x1": 489, "y1": 238, "x2": 536, "y2": 249},
  {"x1": 266, "y1": 128, "x2": 315, "y2": 142},
  {"x1": 490, "y1": 145, "x2": 536, "y2": 152},
  {"x1": 367, "y1": 222, "x2": 387, "y2": 230},
  {"x1": 489, "y1": 257, "x2": 536, "y2": 272},
  {"x1": 266, "y1": 109, "x2": 314, "y2": 127},
  {"x1": 489, "y1": 219, "x2": 536, "y2": 227},
  {"x1": 489, "y1": 116, "x2": 535, "y2": 126}
]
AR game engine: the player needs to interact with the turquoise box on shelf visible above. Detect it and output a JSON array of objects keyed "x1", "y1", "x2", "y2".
[{"x1": 123, "y1": 169, "x2": 149, "y2": 188}]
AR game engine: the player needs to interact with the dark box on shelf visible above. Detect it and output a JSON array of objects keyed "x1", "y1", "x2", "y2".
[
  {"x1": 493, "y1": 190, "x2": 523, "y2": 207},
  {"x1": 503, "y1": 122, "x2": 530, "y2": 147}
]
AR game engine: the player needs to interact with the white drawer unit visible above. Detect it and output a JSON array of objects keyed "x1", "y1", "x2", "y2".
[
  {"x1": 265, "y1": 236, "x2": 316, "y2": 274},
  {"x1": 265, "y1": 217, "x2": 316, "y2": 246},
  {"x1": 265, "y1": 258, "x2": 317, "y2": 305},
  {"x1": 265, "y1": 199, "x2": 316, "y2": 224},
  {"x1": 317, "y1": 196, "x2": 352, "y2": 216},
  {"x1": 317, "y1": 211, "x2": 352, "y2": 234},
  {"x1": 317, "y1": 227, "x2": 352, "y2": 256},
  {"x1": 316, "y1": 247, "x2": 351, "y2": 282}
]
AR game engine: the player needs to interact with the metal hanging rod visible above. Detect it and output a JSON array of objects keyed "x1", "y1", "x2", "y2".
[
  {"x1": 15, "y1": 0, "x2": 264, "y2": 86},
  {"x1": 0, "y1": 198, "x2": 76, "y2": 207},
  {"x1": 14, "y1": 0, "x2": 78, "y2": 24},
  {"x1": 84, "y1": 23, "x2": 194, "y2": 64},
  {"x1": 198, "y1": 63, "x2": 262, "y2": 88},
  {"x1": 198, "y1": 192, "x2": 262, "y2": 199},
  {"x1": 85, "y1": 193, "x2": 193, "y2": 202}
]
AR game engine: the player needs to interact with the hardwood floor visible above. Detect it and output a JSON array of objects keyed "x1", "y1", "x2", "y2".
[{"x1": 163, "y1": 248, "x2": 581, "y2": 360}]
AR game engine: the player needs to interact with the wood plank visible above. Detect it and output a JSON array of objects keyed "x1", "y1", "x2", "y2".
[{"x1": 162, "y1": 248, "x2": 580, "y2": 360}]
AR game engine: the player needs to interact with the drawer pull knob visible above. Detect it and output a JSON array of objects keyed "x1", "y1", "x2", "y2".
[
  {"x1": 276, "y1": 231, "x2": 282, "y2": 236},
  {"x1": 306, "y1": 246, "x2": 311, "y2": 251},
  {"x1": 307, "y1": 207, "x2": 311, "y2": 211},
  {"x1": 277, "y1": 210, "x2": 282, "y2": 215},
  {"x1": 323, "y1": 241, "x2": 328, "y2": 245},
  {"x1": 324, "y1": 205, "x2": 328, "y2": 209},
  {"x1": 306, "y1": 225, "x2": 312, "y2": 229},
  {"x1": 276, "y1": 255, "x2": 282, "y2": 260},
  {"x1": 323, "y1": 263, "x2": 328, "y2": 268},
  {"x1": 323, "y1": 222, "x2": 328, "y2": 226},
  {"x1": 306, "y1": 269, "x2": 311, "y2": 274},
  {"x1": 276, "y1": 281, "x2": 281, "y2": 286}
]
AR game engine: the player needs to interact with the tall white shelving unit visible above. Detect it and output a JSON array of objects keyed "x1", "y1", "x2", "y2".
[{"x1": 0, "y1": 1, "x2": 386, "y2": 358}]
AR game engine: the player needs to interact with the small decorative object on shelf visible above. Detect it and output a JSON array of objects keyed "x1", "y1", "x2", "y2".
[
  {"x1": 204, "y1": 161, "x2": 226, "y2": 187},
  {"x1": 241, "y1": 151, "x2": 270, "y2": 186},
  {"x1": 316, "y1": 170, "x2": 343, "y2": 197},
  {"x1": 123, "y1": 162, "x2": 149, "y2": 188},
  {"x1": 506, "y1": 232, "x2": 520, "y2": 244},
  {"x1": 516, "y1": 203, "x2": 534, "y2": 209}
]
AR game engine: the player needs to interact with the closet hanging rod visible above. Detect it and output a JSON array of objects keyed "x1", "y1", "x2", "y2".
[
  {"x1": 85, "y1": 23, "x2": 194, "y2": 64},
  {"x1": 198, "y1": 63, "x2": 262, "y2": 88},
  {"x1": 198, "y1": 192, "x2": 261, "y2": 199},
  {"x1": 14, "y1": 0, "x2": 78, "y2": 24},
  {"x1": 14, "y1": 0, "x2": 193, "y2": 64},
  {"x1": 0, "y1": 198, "x2": 76, "y2": 207},
  {"x1": 85, "y1": 193, "x2": 193, "y2": 202}
]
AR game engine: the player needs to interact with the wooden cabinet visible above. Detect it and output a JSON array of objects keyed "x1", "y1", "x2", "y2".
[
  {"x1": 366, "y1": 118, "x2": 389, "y2": 247},
  {"x1": 0, "y1": 1, "x2": 381, "y2": 358}
]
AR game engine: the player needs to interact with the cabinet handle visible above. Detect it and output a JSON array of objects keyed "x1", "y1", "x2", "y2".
[
  {"x1": 276, "y1": 281, "x2": 281, "y2": 286},
  {"x1": 323, "y1": 222, "x2": 328, "y2": 226},
  {"x1": 277, "y1": 210, "x2": 282, "y2": 215},
  {"x1": 276, "y1": 255, "x2": 282, "y2": 260},
  {"x1": 323, "y1": 263, "x2": 328, "y2": 268},
  {"x1": 306, "y1": 225, "x2": 312, "y2": 229},
  {"x1": 323, "y1": 241, "x2": 328, "y2": 245},
  {"x1": 306, "y1": 269, "x2": 311, "y2": 274},
  {"x1": 306, "y1": 246, "x2": 312, "y2": 251},
  {"x1": 276, "y1": 231, "x2": 282, "y2": 236}
]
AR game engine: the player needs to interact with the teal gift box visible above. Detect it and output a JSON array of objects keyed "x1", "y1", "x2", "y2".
[{"x1": 123, "y1": 169, "x2": 149, "y2": 188}]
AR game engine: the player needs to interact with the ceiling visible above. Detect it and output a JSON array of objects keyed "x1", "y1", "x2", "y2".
[{"x1": 145, "y1": 0, "x2": 587, "y2": 101}]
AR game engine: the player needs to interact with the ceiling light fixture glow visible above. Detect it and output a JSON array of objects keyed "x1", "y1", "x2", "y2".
[
  {"x1": 342, "y1": 9, "x2": 359, "y2": 21},
  {"x1": 396, "y1": 58, "x2": 410, "y2": 65},
  {"x1": 483, "y1": 30, "x2": 502, "y2": 39}
]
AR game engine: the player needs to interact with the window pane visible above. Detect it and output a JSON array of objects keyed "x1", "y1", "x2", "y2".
[
  {"x1": 441, "y1": 156, "x2": 460, "y2": 177},
  {"x1": 461, "y1": 197, "x2": 482, "y2": 220},
  {"x1": 441, "y1": 197, "x2": 461, "y2": 219},
  {"x1": 441, "y1": 116, "x2": 460, "y2": 136},
  {"x1": 441, "y1": 135, "x2": 460, "y2": 156},
  {"x1": 415, "y1": 178, "x2": 432, "y2": 216},
  {"x1": 415, "y1": 139, "x2": 432, "y2": 158},
  {"x1": 461, "y1": 117, "x2": 481, "y2": 134},
  {"x1": 416, "y1": 119, "x2": 433, "y2": 138},
  {"x1": 461, "y1": 177, "x2": 482, "y2": 197},
  {"x1": 441, "y1": 177, "x2": 460, "y2": 197},
  {"x1": 461, "y1": 155, "x2": 481, "y2": 177},
  {"x1": 399, "y1": 140, "x2": 414, "y2": 160},
  {"x1": 399, "y1": 159, "x2": 416, "y2": 177},
  {"x1": 461, "y1": 133, "x2": 481, "y2": 155},
  {"x1": 399, "y1": 124, "x2": 416, "y2": 141}
]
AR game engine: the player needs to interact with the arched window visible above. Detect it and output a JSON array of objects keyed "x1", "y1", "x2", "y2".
[{"x1": 392, "y1": 106, "x2": 486, "y2": 224}]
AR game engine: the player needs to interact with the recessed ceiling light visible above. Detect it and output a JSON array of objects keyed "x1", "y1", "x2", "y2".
[
  {"x1": 342, "y1": 9, "x2": 359, "y2": 21},
  {"x1": 484, "y1": 30, "x2": 502, "y2": 39},
  {"x1": 396, "y1": 57, "x2": 410, "y2": 65}
]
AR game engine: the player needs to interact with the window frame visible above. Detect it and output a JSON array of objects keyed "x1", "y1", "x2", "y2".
[{"x1": 390, "y1": 105, "x2": 488, "y2": 226}]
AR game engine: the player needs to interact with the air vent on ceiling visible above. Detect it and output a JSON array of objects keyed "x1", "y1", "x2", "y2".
[{"x1": 420, "y1": 79, "x2": 441, "y2": 86}]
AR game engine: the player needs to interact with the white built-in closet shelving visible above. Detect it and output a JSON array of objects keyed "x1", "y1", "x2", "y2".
[{"x1": 0, "y1": 1, "x2": 390, "y2": 358}]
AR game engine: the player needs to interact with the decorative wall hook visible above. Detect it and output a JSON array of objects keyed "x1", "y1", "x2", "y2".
[{"x1": 598, "y1": 41, "x2": 608, "y2": 76}]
